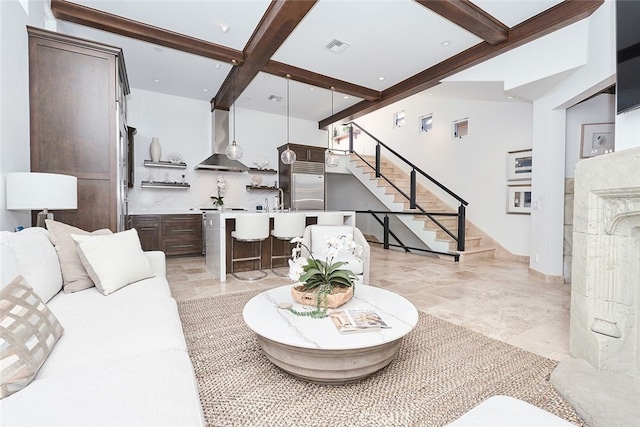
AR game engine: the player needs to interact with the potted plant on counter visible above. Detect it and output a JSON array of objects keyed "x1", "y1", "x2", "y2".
[
  {"x1": 210, "y1": 176, "x2": 227, "y2": 209},
  {"x1": 287, "y1": 234, "x2": 363, "y2": 318}
]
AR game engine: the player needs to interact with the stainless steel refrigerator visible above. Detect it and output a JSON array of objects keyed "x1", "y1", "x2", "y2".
[{"x1": 292, "y1": 164, "x2": 325, "y2": 210}]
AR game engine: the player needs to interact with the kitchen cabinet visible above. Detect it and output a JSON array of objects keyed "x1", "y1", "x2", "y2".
[
  {"x1": 277, "y1": 144, "x2": 326, "y2": 209},
  {"x1": 129, "y1": 214, "x2": 203, "y2": 256},
  {"x1": 28, "y1": 27, "x2": 129, "y2": 232},
  {"x1": 131, "y1": 215, "x2": 161, "y2": 251},
  {"x1": 162, "y1": 214, "x2": 203, "y2": 256}
]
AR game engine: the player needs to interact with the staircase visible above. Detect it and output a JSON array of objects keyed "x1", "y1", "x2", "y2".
[{"x1": 347, "y1": 154, "x2": 496, "y2": 261}]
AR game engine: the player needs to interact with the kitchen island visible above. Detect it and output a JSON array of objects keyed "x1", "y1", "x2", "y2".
[{"x1": 204, "y1": 210, "x2": 355, "y2": 282}]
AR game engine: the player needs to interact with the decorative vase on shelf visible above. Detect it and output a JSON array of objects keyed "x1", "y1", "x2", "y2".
[{"x1": 150, "y1": 137, "x2": 162, "y2": 162}]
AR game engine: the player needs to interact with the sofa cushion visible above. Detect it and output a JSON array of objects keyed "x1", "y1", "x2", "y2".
[
  {"x1": 0, "y1": 276, "x2": 64, "y2": 398},
  {"x1": 45, "y1": 219, "x2": 112, "y2": 293},
  {"x1": 1, "y1": 351, "x2": 204, "y2": 426},
  {"x1": 39, "y1": 287, "x2": 186, "y2": 379},
  {"x1": 0, "y1": 228, "x2": 62, "y2": 303},
  {"x1": 71, "y1": 229, "x2": 154, "y2": 296}
]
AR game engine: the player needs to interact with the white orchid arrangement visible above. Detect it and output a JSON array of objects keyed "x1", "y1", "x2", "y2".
[
  {"x1": 211, "y1": 176, "x2": 227, "y2": 206},
  {"x1": 288, "y1": 234, "x2": 363, "y2": 291}
]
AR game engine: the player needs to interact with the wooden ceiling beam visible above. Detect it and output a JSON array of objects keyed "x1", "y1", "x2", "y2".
[
  {"x1": 415, "y1": 0, "x2": 509, "y2": 45},
  {"x1": 213, "y1": 0, "x2": 317, "y2": 110},
  {"x1": 320, "y1": 0, "x2": 604, "y2": 129},
  {"x1": 262, "y1": 60, "x2": 381, "y2": 101},
  {"x1": 50, "y1": 0, "x2": 243, "y2": 64}
]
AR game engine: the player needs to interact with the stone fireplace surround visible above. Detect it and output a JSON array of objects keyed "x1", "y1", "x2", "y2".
[{"x1": 551, "y1": 147, "x2": 640, "y2": 426}]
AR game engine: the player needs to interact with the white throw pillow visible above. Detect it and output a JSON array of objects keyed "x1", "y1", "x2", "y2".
[
  {"x1": 45, "y1": 219, "x2": 112, "y2": 293},
  {"x1": 0, "y1": 228, "x2": 62, "y2": 303},
  {"x1": 71, "y1": 229, "x2": 154, "y2": 296}
]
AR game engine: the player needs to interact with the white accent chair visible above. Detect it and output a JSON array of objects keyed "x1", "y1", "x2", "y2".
[
  {"x1": 315, "y1": 212, "x2": 344, "y2": 225},
  {"x1": 301, "y1": 225, "x2": 370, "y2": 285},
  {"x1": 230, "y1": 213, "x2": 270, "y2": 281},
  {"x1": 270, "y1": 212, "x2": 306, "y2": 276}
]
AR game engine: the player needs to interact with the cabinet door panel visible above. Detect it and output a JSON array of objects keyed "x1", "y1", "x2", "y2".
[
  {"x1": 30, "y1": 41, "x2": 115, "y2": 176},
  {"x1": 131, "y1": 215, "x2": 161, "y2": 251},
  {"x1": 48, "y1": 179, "x2": 113, "y2": 232}
]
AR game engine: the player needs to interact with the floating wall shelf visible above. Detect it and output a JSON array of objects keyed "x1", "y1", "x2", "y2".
[
  {"x1": 144, "y1": 160, "x2": 187, "y2": 169},
  {"x1": 246, "y1": 185, "x2": 280, "y2": 191},
  {"x1": 248, "y1": 168, "x2": 277, "y2": 174},
  {"x1": 141, "y1": 181, "x2": 190, "y2": 189}
]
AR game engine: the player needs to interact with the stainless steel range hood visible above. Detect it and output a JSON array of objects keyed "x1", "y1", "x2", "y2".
[{"x1": 195, "y1": 109, "x2": 249, "y2": 172}]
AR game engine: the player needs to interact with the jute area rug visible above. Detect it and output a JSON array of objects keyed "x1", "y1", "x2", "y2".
[{"x1": 177, "y1": 289, "x2": 584, "y2": 427}]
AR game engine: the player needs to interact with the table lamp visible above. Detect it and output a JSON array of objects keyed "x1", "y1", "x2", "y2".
[{"x1": 6, "y1": 172, "x2": 78, "y2": 227}]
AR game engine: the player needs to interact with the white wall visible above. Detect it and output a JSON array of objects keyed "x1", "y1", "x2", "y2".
[
  {"x1": 352, "y1": 93, "x2": 533, "y2": 256},
  {"x1": 565, "y1": 94, "x2": 616, "y2": 178},
  {"x1": 0, "y1": 0, "x2": 46, "y2": 231},
  {"x1": 127, "y1": 89, "x2": 327, "y2": 213}
]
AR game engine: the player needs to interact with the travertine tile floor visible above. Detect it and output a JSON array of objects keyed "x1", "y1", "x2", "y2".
[{"x1": 167, "y1": 245, "x2": 571, "y2": 361}]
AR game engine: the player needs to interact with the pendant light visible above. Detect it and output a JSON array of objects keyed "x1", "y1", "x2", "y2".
[
  {"x1": 325, "y1": 87, "x2": 339, "y2": 168},
  {"x1": 280, "y1": 74, "x2": 296, "y2": 165},
  {"x1": 226, "y1": 61, "x2": 243, "y2": 160}
]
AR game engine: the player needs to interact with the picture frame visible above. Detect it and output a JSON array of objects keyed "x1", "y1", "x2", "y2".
[
  {"x1": 580, "y1": 123, "x2": 615, "y2": 158},
  {"x1": 506, "y1": 149, "x2": 532, "y2": 181},
  {"x1": 507, "y1": 184, "x2": 532, "y2": 214}
]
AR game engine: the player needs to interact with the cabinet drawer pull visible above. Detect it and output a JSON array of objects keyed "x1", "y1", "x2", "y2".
[
  {"x1": 140, "y1": 227, "x2": 157, "y2": 231},
  {"x1": 171, "y1": 244, "x2": 195, "y2": 248},
  {"x1": 171, "y1": 228, "x2": 194, "y2": 232}
]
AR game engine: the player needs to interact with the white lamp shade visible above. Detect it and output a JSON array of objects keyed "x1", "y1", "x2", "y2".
[{"x1": 6, "y1": 172, "x2": 78, "y2": 210}]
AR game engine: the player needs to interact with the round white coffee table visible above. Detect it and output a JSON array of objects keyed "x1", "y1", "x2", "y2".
[{"x1": 243, "y1": 285, "x2": 418, "y2": 384}]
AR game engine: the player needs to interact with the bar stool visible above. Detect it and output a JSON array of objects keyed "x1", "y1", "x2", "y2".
[
  {"x1": 316, "y1": 212, "x2": 344, "y2": 225},
  {"x1": 270, "y1": 213, "x2": 306, "y2": 276},
  {"x1": 230, "y1": 213, "x2": 270, "y2": 281}
]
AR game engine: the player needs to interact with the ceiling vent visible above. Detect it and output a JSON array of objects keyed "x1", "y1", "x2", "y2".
[
  {"x1": 268, "y1": 95, "x2": 283, "y2": 102},
  {"x1": 325, "y1": 38, "x2": 350, "y2": 54}
]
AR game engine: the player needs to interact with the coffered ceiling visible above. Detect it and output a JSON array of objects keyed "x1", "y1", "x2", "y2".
[{"x1": 51, "y1": 0, "x2": 603, "y2": 126}]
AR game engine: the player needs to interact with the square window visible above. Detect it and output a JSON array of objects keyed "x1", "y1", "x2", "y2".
[
  {"x1": 453, "y1": 118, "x2": 469, "y2": 139},
  {"x1": 420, "y1": 114, "x2": 433, "y2": 133},
  {"x1": 393, "y1": 111, "x2": 405, "y2": 128}
]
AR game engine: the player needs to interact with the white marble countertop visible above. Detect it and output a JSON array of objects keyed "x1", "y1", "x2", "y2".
[
  {"x1": 242, "y1": 285, "x2": 418, "y2": 350},
  {"x1": 128, "y1": 209, "x2": 203, "y2": 215}
]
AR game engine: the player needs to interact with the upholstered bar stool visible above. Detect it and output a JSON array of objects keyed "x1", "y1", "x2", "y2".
[
  {"x1": 316, "y1": 212, "x2": 344, "y2": 225},
  {"x1": 270, "y1": 213, "x2": 306, "y2": 276},
  {"x1": 230, "y1": 213, "x2": 270, "y2": 281}
]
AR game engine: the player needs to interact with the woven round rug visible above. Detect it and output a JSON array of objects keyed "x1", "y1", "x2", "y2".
[{"x1": 178, "y1": 289, "x2": 584, "y2": 427}]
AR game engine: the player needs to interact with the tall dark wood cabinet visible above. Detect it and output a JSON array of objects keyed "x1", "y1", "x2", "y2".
[
  {"x1": 278, "y1": 143, "x2": 326, "y2": 209},
  {"x1": 28, "y1": 27, "x2": 130, "y2": 232}
]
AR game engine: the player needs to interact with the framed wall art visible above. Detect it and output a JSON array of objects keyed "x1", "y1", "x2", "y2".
[
  {"x1": 506, "y1": 149, "x2": 532, "y2": 181},
  {"x1": 507, "y1": 184, "x2": 532, "y2": 214},
  {"x1": 580, "y1": 123, "x2": 614, "y2": 158}
]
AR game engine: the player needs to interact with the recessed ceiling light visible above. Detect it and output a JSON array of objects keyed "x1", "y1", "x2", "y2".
[
  {"x1": 378, "y1": 77, "x2": 385, "y2": 81},
  {"x1": 203, "y1": 89, "x2": 209, "y2": 92},
  {"x1": 507, "y1": 95, "x2": 515, "y2": 99},
  {"x1": 441, "y1": 40, "x2": 451, "y2": 47},
  {"x1": 214, "y1": 63, "x2": 221, "y2": 70},
  {"x1": 427, "y1": 92, "x2": 433, "y2": 96},
  {"x1": 220, "y1": 24, "x2": 229, "y2": 33},
  {"x1": 153, "y1": 78, "x2": 160, "y2": 83},
  {"x1": 309, "y1": 87, "x2": 315, "y2": 91},
  {"x1": 344, "y1": 96, "x2": 349, "y2": 99},
  {"x1": 264, "y1": 75, "x2": 270, "y2": 79}
]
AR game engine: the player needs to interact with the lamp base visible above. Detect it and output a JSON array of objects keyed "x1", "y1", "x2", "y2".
[{"x1": 36, "y1": 210, "x2": 54, "y2": 228}]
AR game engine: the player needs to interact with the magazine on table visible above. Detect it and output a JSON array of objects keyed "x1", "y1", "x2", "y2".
[{"x1": 330, "y1": 309, "x2": 390, "y2": 334}]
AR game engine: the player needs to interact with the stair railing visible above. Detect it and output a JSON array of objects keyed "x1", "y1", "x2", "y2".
[{"x1": 346, "y1": 121, "x2": 468, "y2": 252}]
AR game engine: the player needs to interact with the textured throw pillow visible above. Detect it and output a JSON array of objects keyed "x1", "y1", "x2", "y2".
[
  {"x1": 0, "y1": 228, "x2": 62, "y2": 303},
  {"x1": 0, "y1": 275, "x2": 64, "y2": 398},
  {"x1": 45, "y1": 219, "x2": 112, "y2": 293},
  {"x1": 71, "y1": 229, "x2": 154, "y2": 296}
]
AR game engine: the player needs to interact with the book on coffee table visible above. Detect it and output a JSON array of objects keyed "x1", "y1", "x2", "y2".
[{"x1": 330, "y1": 309, "x2": 390, "y2": 334}]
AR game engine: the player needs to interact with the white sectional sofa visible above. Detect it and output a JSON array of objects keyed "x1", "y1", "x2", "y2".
[{"x1": 0, "y1": 227, "x2": 204, "y2": 426}]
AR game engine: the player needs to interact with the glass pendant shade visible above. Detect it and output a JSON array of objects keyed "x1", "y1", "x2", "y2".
[
  {"x1": 226, "y1": 140, "x2": 243, "y2": 160},
  {"x1": 281, "y1": 146, "x2": 297, "y2": 164},
  {"x1": 325, "y1": 151, "x2": 339, "y2": 167}
]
